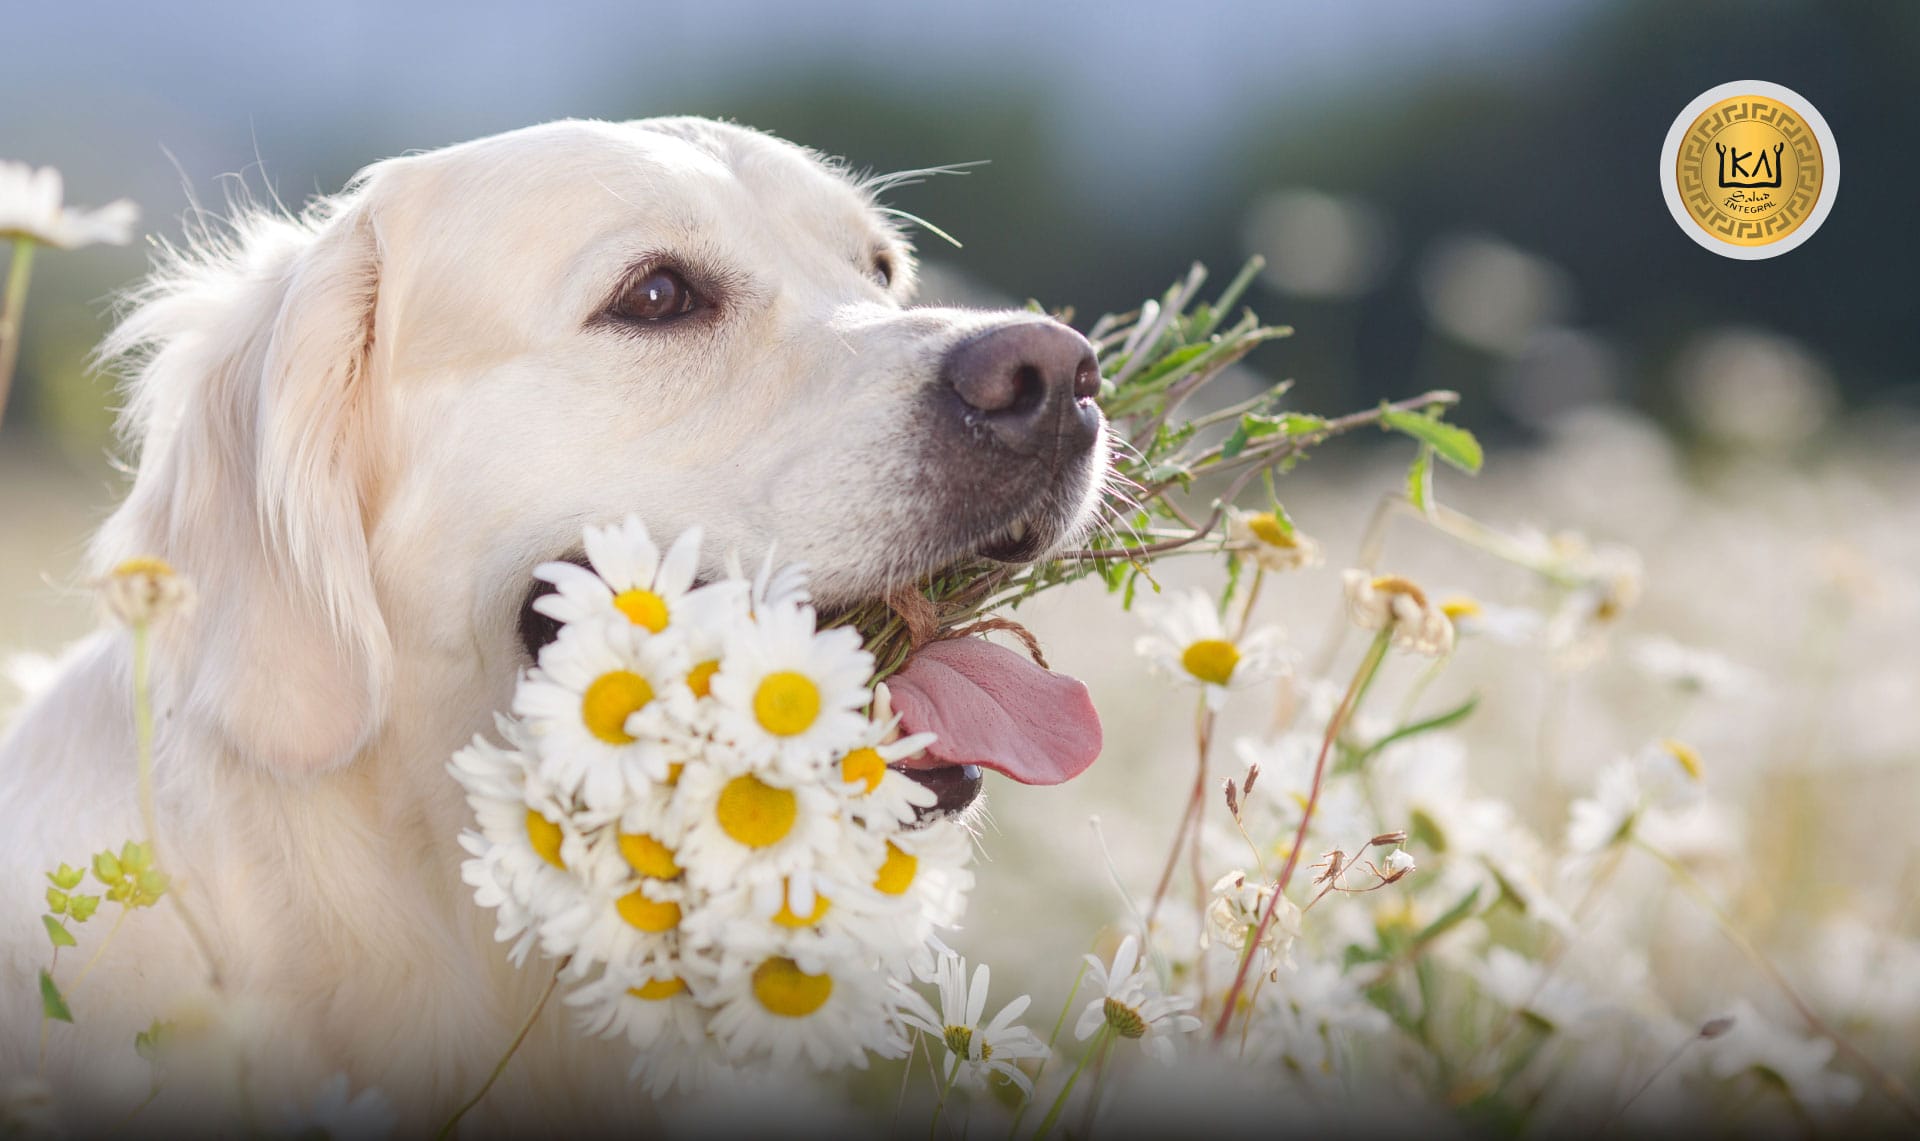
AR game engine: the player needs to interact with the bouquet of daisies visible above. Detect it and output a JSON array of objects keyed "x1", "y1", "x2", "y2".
[{"x1": 449, "y1": 517, "x2": 975, "y2": 1091}]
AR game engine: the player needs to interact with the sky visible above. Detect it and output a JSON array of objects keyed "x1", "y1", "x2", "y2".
[{"x1": 4, "y1": 0, "x2": 1592, "y2": 215}]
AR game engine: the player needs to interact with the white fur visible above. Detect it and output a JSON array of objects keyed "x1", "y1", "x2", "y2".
[{"x1": 0, "y1": 117, "x2": 1107, "y2": 1132}]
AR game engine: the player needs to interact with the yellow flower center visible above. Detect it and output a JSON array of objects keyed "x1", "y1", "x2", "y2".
[
  {"x1": 687, "y1": 659, "x2": 721, "y2": 699},
  {"x1": 615, "y1": 888, "x2": 681, "y2": 933},
  {"x1": 840, "y1": 747, "x2": 886, "y2": 794},
  {"x1": 612, "y1": 588, "x2": 671, "y2": 633},
  {"x1": 665, "y1": 762, "x2": 684, "y2": 786},
  {"x1": 716, "y1": 775, "x2": 798, "y2": 848},
  {"x1": 627, "y1": 977, "x2": 687, "y2": 1001},
  {"x1": 752, "y1": 957, "x2": 833, "y2": 1018},
  {"x1": 581, "y1": 670, "x2": 655, "y2": 745},
  {"x1": 1247, "y1": 513, "x2": 1296, "y2": 548},
  {"x1": 944, "y1": 1024, "x2": 974, "y2": 1057},
  {"x1": 1662, "y1": 738, "x2": 1704, "y2": 782},
  {"x1": 111, "y1": 556, "x2": 176, "y2": 578},
  {"x1": 1370, "y1": 574, "x2": 1429, "y2": 608},
  {"x1": 772, "y1": 881, "x2": 832, "y2": 928},
  {"x1": 1440, "y1": 595, "x2": 1482, "y2": 621},
  {"x1": 1103, "y1": 997, "x2": 1148, "y2": 1039},
  {"x1": 874, "y1": 841, "x2": 918, "y2": 895},
  {"x1": 618, "y1": 832, "x2": 681, "y2": 879},
  {"x1": 1180, "y1": 639, "x2": 1240, "y2": 686},
  {"x1": 753, "y1": 671, "x2": 821, "y2": 736},
  {"x1": 525, "y1": 810, "x2": 566, "y2": 869}
]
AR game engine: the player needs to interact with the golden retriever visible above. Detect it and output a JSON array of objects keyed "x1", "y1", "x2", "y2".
[{"x1": 0, "y1": 117, "x2": 1108, "y2": 1132}]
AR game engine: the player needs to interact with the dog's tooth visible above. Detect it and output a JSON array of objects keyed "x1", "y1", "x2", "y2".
[{"x1": 1007, "y1": 520, "x2": 1028, "y2": 542}]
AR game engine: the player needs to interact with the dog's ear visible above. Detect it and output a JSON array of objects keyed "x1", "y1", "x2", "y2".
[{"x1": 97, "y1": 179, "x2": 394, "y2": 776}]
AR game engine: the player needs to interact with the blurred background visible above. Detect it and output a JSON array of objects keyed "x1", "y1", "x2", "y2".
[
  {"x1": 5, "y1": 1, "x2": 1920, "y2": 1110},
  {"x1": 4, "y1": 0, "x2": 1917, "y2": 650}
]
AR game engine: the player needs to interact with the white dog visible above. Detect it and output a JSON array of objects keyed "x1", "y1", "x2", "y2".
[{"x1": 0, "y1": 117, "x2": 1109, "y2": 1133}]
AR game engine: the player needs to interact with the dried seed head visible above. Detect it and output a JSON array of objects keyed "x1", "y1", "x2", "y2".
[
  {"x1": 1242, "y1": 764, "x2": 1260, "y2": 796},
  {"x1": 1369, "y1": 831, "x2": 1409, "y2": 848},
  {"x1": 1223, "y1": 778, "x2": 1240, "y2": 818},
  {"x1": 1698, "y1": 1017, "x2": 1735, "y2": 1039}
]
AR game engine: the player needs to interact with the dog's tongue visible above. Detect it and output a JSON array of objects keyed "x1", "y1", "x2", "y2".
[{"x1": 885, "y1": 638, "x2": 1101, "y2": 786}]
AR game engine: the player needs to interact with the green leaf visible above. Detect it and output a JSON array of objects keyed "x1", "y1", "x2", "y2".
[
  {"x1": 1413, "y1": 886, "x2": 1482, "y2": 947},
  {"x1": 1219, "y1": 554, "x2": 1245, "y2": 616},
  {"x1": 1220, "y1": 421, "x2": 1251, "y2": 460},
  {"x1": 42, "y1": 915, "x2": 76, "y2": 948},
  {"x1": 121, "y1": 840, "x2": 153, "y2": 874},
  {"x1": 1349, "y1": 696, "x2": 1482, "y2": 772},
  {"x1": 1381, "y1": 408, "x2": 1483, "y2": 473},
  {"x1": 1222, "y1": 411, "x2": 1328, "y2": 461},
  {"x1": 1130, "y1": 342, "x2": 1211, "y2": 388},
  {"x1": 1406, "y1": 444, "x2": 1434, "y2": 515},
  {"x1": 135, "y1": 1019, "x2": 174, "y2": 1063},
  {"x1": 40, "y1": 969, "x2": 73, "y2": 1023}
]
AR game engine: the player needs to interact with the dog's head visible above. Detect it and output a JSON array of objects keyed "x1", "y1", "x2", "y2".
[{"x1": 98, "y1": 117, "x2": 1109, "y2": 803}]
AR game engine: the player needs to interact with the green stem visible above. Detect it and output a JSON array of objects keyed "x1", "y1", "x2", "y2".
[
  {"x1": 1031, "y1": 1025, "x2": 1109, "y2": 1141},
  {"x1": 0, "y1": 237, "x2": 37, "y2": 430},
  {"x1": 1635, "y1": 838, "x2": 1920, "y2": 1124},
  {"x1": 130, "y1": 620, "x2": 226, "y2": 989},
  {"x1": 65, "y1": 905, "x2": 131, "y2": 1001},
  {"x1": 1075, "y1": 1030, "x2": 1119, "y2": 1136},
  {"x1": 1008, "y1": 961, "x2": 1086, "y2": 1138},
  {"x1": 928, "y1": 1054, "x2": 961, "y2": 1141},
  {"x1": 433, "y1": 964, "x2": 564, "y2": 1140},
  {"x1": 133, "y1": 622, "x2": 157, "y2": 849}
]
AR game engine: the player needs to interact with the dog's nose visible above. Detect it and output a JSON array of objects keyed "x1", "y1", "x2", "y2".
[{"x1": 943, "y1": 322, "x2": 1101, "y2": 458}]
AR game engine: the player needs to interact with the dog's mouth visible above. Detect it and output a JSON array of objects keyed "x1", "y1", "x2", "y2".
[
  {"x1": 973, "y1": 515, "x2": 1047, "y2": 564},
  {"x1": 515, "y1": 519, "x2": 1103, "y2": 827}
]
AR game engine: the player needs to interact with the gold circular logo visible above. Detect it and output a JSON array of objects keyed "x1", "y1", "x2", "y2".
[{"x1": 1661, "y1": 82, "x2": 1838, "y2": 259}]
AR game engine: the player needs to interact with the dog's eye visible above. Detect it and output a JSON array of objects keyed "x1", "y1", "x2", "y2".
[
  {"x1": 871, "y1": 253, "x2": 893, "y2": 288},
  {"x1": 610, "y1": 268, "x2": 701, "y2": 323}
]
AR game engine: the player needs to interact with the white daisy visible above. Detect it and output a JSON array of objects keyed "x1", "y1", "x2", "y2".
[
  {"x1": 0, "y1": 161, "x2": 138, "y2": 249},
  {"x1": 629, "y1": 1034, "x2": 738, "y2": 1099},
  {"x1": 1073, "y1": 935, "x2": 1202, "y2": 1065},
  {"x1": 448, "y1": 730, "x2": 599, "y2": 966},
  {"x1": 1566, "y1": 757, "x2": 1641, "y2": 856},
  {"x1": 96, "y1": 557, "x2": 195, "y2": 628},
  {"x1": 567, "y1": 958, "x2": 710, "y2": 1055},
  {"x1": 546, "y1": 873, "x2": 689, "y2": 980},
  {"x1": 681, "y1": 866, "x2": 895, "y2": 977},
  {"x1": 858, "y1": 820, "x2": 975, "y2": 950},
  {"x1": 673, "y1": 752, "x2": 843, "y2": 894},
  {"x1": 1134, "y1": 588, "x2": 1289, "y2": 711},
  {"x1": 274, "y1": 1073, "x2": 395, "y2": 1141},
  {"x1": 1438, "y1": 594, "x2": 1542, "y2": 647},
  {"x1": 534, "y1": 516, "x2": 747, "y2": 644},
  {"x1": 706, "y1": 952, "x2": 905, "y2": 1071},
  {"x1": 831, "y1": 711, "x2": 940, "y2": 832},
  {"x1": 1227, "y1": 507, "x2": 1324, "y2": 573},
  {"x1": 513, "y1": 619, "x2": 695, "y2": 811},
  {"x1": 708, "y1": 599, "x2": 873, "y2": 776},
  {"x1": 1629, "y1": 635, "x2": 1758, "y2": 699},
  {"x1": 1706, "y1": 999, "x2": 1862, "y2": 1113},
  {"x1": 720, "y1": 547, "x2": 814, "y2": 619},
  {"x1": 1342, "y1": 569, "x2": 1456, "y2": 657},
  {"x1": 894, "y1": 953, "x2": 1047, "y2": 1094}
]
